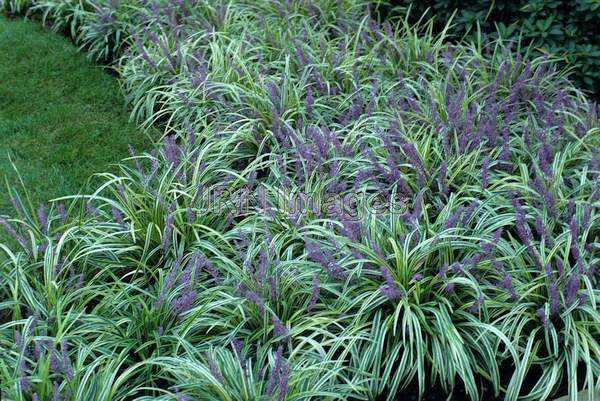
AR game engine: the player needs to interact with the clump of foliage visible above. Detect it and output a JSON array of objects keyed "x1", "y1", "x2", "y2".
[
  {"x1": 387, "y1": 0, "x2": 600, "y2": 98},
  {"x1": 1, "y1": 1, "x2": 599, "y2": 401}
]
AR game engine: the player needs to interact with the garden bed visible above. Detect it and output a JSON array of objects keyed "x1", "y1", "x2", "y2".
[{"x1": 0, "y1": 1, "x2": 598, "y2": 401}]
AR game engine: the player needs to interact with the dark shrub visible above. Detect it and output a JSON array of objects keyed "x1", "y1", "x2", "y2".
[{"x1": 387, "y1": 0, "x2": 600, "y2": 97}]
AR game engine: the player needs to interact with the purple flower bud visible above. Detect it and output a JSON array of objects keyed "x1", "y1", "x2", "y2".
[
  {"x1": 438, "y1": 161, "x2": 448, "y2": 194},
  {"x1": 267, "y1": 82, "x2": 280, "y2": 110},
  {"x1": 468, "y1": 294, "x2": 485, "y2": 314},
  {"x1": 244, "y1": 290, "x2": 265, "y2": 315},
  {"x1": 530, "y1": 176, "x2": 557, "y2": 216},
  {"x1": 536, "y1": 308, "x2": 549, "y2": 329},
  {"x1": 569, "y1": 216, "x2": 582, "y2": 264},
  {"x1": 481, "y1": 156, "x2": 490, "y2": 190},
  {"x1": 49, "y1": 342, "x2": 61, "y2": 375},
  {"x1": 111, "y1": 206, "x2": 127, "y2": 230},
  {"x1": 566, "y1": 199, "x2": 575, "y2": 218},
  {"x1": 171, "y1": 289, "x2": 197, "y2": 315},
  {"x1": 231, "y1": 338, "x2": 246, "y2": 372},
  {"x1": 277, "y1": 360, "x2": 289, "y2": 401},
  {"x1": 272, "y1": 314, "x2": 288, "y2": 338},
  {"x1": 133, "y1": 32, "x2": 156, "y2": 69},
  {"x1": 305, "y1": 87, "x2": 314, "y2": 119},
  {"x1": 461, "y1": 201, "x2": 479, "y2": 226},
  {"x1": 19, "y1": 359, "x2": 29, "y2": 391},
  {"x1": 501, "y1": 273, "x2": 519, "y2": 301},
  {"x1": 163, "y1": 136, "x2": 181, "y2": 169},
  {"x1": 444, "y1": 207, "x2": 462, "y2": 230},
  {"x1": 549, "y1": 280, "x2": 559, "y2": 316},
  {"x1": 411, "y1": 273, "x2": 423, "y2": 282},
  {"x1": 444, "y1": 282, "x2": 455, "y2": 294},
  {"x1": 266, "y1": 345, "x2": 284, "y2": 396},
  {"x1": 307, "y1": 274, "x2": 320, "y2": 312},
  {"x1": 52, "y1": 381, "x2": 61, "y2": 401},
  {"x1": 556, "y1": 258, "x2": 565, "y2": 277},
  {"x1": 437, "y1": 262, "x2": 449, "y2": 278},
  {"x1": 411, "y1": 191, "x2": 423, "y2": 223},
  {"x1": 565, "y1": 272, "x2": 580, "y2": 306},
  {"x1": 0, "y1": 218, "x2": 30, "y2": 253},
  {"x1": 379, "y1": 267, "x2": 403, "y2": 300},
  {"x1": 155, "y1": 256, "x2": 182, "y2": 308},
  {"x1": 162, "y1": 211, "x2": 175, "y2": 252},
  {"x1": 538, "y1": 143, "x2": 553, "y2": 177},
  {"x1": 401, "y1": 143, "x2": 427, "y2": 186},
  {"x1": 207, "y1": 353, "x2": 224, "y2": 384},
  {"x1": 33, "y1": 340, "x2": 42, "y2": 360},
  {"x1": 15, "y1": 331, "x2": 23, "y2": 349},
  {"x1": 294, "y1": 42, "x2": 309, "y2": 67},
  {"x1": 510, "y1": 192, "x2": 533, "y2": 248},
  {"x1": 61, "y1": 339, "x2": 74, "y2": 380},
  {"x1": 186, "y1": 207, "x2": 196, "y2": 225},
  {"x1": 202, "y1": 256, "x2": 221, "y2": 283},
  {"x1": 305, "y1": 238, "x2": 346, "y2": 280}
]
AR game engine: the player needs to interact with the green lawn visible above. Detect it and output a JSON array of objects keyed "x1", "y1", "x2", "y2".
[{"x1": 0, "y1": 15, "x2": 154, "y2": 214}]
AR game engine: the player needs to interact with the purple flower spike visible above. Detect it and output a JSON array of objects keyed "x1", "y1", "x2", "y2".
[
  {"x1": 207, "y1": 353, "x2": 225, "y2": 384},
  {"x1": 272, "y1": 314, "x2": 288, "y2": 338},
  {"x1": 186, "y1": 207, "x2": 196, "y2": 225},
  {"x1": 162, "y1": 211, "x2": 175, "y2": 252},
  {"x1": 278, "y1": 360, "x2": 289, "y2": 401},
  {"x1": 19, "y1": 360, "x2": 29, "y2": 391},
  {"x1": 61, "y1": 339, "x2": 74, "y2": 380},
  {"x1": 401, "y1": 143, "x2": 427, "y2": 186},
  {"x1": 244, "y1": 290, "x2": 265, "y2": 315},
  {"x1": 565, "y1": 272, "x2": 580, "y2": 306},
  {"x1": 112, "y1": 206, "x2": 127, "y2": 230},
  {"x1": 48, "y1": 341, "x2": 61, "y2": 375},
  {"x1": 266, "y1": 345, "x2": 284, "y2": 395},
  {"x1": 163, "y1": 136, "x2": 181, "y2": 170},
  {"x1": 171, "y1": 289, "x2": 197, "y2": 315},
  {"x1": 379, "y1": 267, "x2": 403, "y2": 300},
  {"x1": 232, "y1": 338, "x2": 246, "y2": 372},
  {"x1": 305, "y1": 87, "x2": 314, "y2": 119},
  {"x1": 438, "y1": 161, "x2": 448, "y2": 194},
  {"x1": 468, "y1": 294, "x2": 485, "y2": 314},
  {"x1": 133, "y1": 32, "x2": 156, "y2": 69},
  {"x1": 437, "y1": 262, "x2": 449, "y2": 278},
  {"x1": 536, "y1": 308, "x2": 550, "y2": 329},
  {"x1": 481, "y1": 156, "x2": 490, "y2": 190},
  {"x1": 15, "y1": 331, "x2": 23, "y2": 349},
  {"x1": 52, "y1": 381, "x2": 61, "y2": 401},
  {"x1": 0, "y1": 218, "x2": 30, "y2": 253},
  {"x1": 411, "y1": 273, "x2": 423, "y2": 282},
  {"x1": 37, "y1": 204, "x2": 48, "y2": 234}
]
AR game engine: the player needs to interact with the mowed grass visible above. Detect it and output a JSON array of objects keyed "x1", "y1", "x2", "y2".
[{"x1": 0, "y1": 15, "x2": 154, "y2": 213}]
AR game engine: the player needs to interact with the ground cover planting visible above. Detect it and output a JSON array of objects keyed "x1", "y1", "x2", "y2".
[{"x1": 0, "y1": 1, "x2": 598, "y2": 400}]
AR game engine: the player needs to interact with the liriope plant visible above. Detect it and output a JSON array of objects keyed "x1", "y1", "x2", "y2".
[{"x1": 2, "y1": 1, "x2": 600, "y2": 401}]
